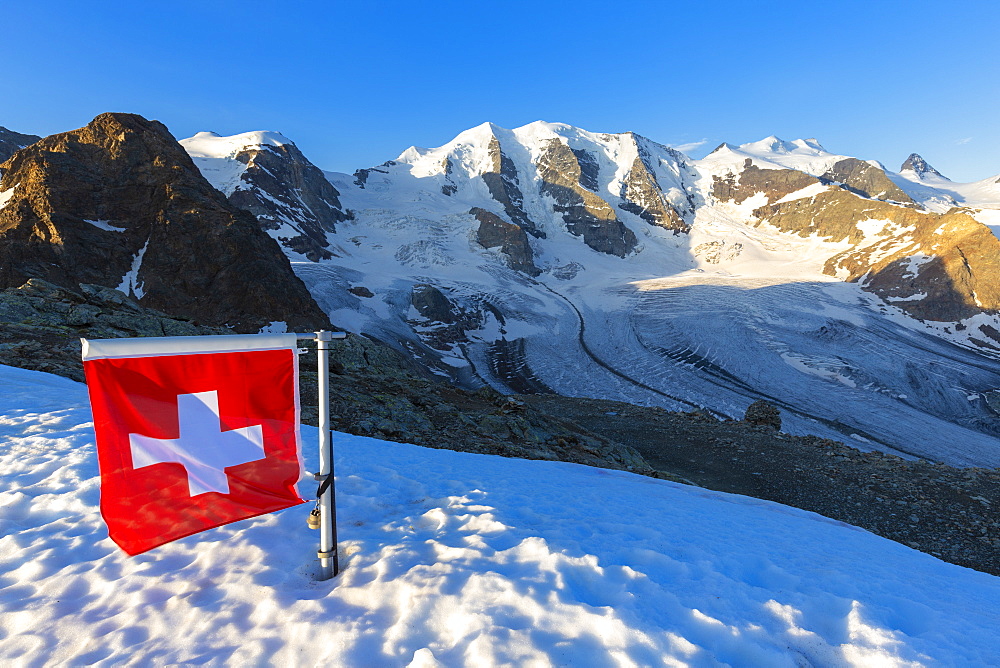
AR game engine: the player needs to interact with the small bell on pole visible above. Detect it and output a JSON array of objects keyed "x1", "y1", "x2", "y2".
[{"x1": 307, "y1": 505, "x2": 321, "y2": 530}]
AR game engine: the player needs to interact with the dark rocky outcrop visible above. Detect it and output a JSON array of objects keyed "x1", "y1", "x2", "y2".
[
  {"x1": 0, "y1": 112, "x2": 329, "y2": 332},
  {"x1": 440, "y1": 156, "x2": 458, "y2": 196},
  {"x1": 537, "y1": 138, "x2": 637, "y2": 257},
  {"x1": 353, "y1": 162, "x2": 392, "y2": 188},
  {"x1": 619, "y1": 153, "x2": 689, "y2": 233},
  {"x1": 471, "y1": 207, "x2": 540, "y2": 276},
  {"x1": 407, "y1": 283, "x2": 503, "y2": 353},
  {"x1": 0, "y1": 126, "x2": 41, "y2": 165},
  {"x1": 411, "y1": 283, "x2": 459, "y2": 324},
  {"x1": 819, "y1": 158, "x2": 914, "y2": 204},
  {"x1": 222, "y1": 137, "x2": 350, "y2": 262},
  {"x1": 481, "y1": 136, "x2": 542, "y2": 237},
  {"x1": 0, "y1": 278, "x2": 231, "y2": 381},
  {"x1": 712, "y1": 159, "x2": 820, "y2": 204},
  {"x1": 901, "y1": 153, "x2": 947, "y2": 180},
  {"x1": 348, "y1": 286, "x2": 374, "y2": 298},
  {"x1": 571, "y1": 148, "x2": 600, "y2": 192}
]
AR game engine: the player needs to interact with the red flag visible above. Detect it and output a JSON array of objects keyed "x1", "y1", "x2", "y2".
[{"x1": 82, "y1": 334, "x2": 307, "y2": 555}]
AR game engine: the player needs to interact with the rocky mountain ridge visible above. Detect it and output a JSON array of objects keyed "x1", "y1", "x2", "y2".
[
  {"x1": 191, "y1": 121, "x2": 1000, "y2": 335},
  {"x1": 0, "y1": 113, "x2": 329, "y2": 332},
  {"x1": 180, "y1": 131, "x2": 351, "y2": 262},
  {"x1": 176, "y1": 120, "x2": 1000, "y2": 465},
  {"x1": 0, "y1": 126, "x2": 40, "y2": 165}
]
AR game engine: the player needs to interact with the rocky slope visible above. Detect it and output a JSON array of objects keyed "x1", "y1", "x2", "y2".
[
  {"x1": 181, "y1": 131, "x2": 350, "y2": 261},
  {"x1": 0, "y1": 126, "x2": 40, "y2": 165},
  {"x1": 0, "y1": 113, "x2": 328, "y2": 332}
]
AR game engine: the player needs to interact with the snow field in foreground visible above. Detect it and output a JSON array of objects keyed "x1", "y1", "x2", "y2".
[{"x1": 1, "y1": 365, "x2": 999, "y2": 666}]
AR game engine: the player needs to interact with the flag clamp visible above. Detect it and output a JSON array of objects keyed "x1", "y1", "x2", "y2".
[{"x1": 296, "y1": 329, "x2": 346, "y2": 580}]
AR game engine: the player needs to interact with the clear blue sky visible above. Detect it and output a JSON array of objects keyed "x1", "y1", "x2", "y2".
[{"x1": 3, "y1": 0, "x2": 999, "y2": 181}]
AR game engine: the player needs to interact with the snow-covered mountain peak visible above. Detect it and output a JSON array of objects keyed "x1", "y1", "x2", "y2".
[
  {"x1": 388, "y1": 121, "x2": 677, "y2": 187},
  {"x1": 180, "y1": 130, "x2": 292, "y2": 160},
  {"x1": 697, "y1": 135, "x2": 849, "y2": 178},
  {"x1": 900, "y1": 153, "x2": 948, "y2": 181},
  {"x1": 737, "y1": 135, "x2": 831, "y2": 159},
  {"x1": 392, "y1": 122, "x2": 504, "y2": 179},
  {"x1": 508, "y1": 120, "x2": 606, "y2": 146}
]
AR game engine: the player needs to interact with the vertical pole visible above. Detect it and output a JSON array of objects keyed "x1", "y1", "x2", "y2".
[{"x1": 316, "y1": 329, "x2": 339, "y2": 579}]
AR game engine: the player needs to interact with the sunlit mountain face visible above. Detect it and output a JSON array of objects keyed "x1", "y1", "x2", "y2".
[{"x1": 182, "y1": 122, "x2": 1000, "y2": 467}]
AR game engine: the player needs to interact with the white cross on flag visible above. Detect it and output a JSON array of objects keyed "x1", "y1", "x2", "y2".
[{"x1": 82, "y1": 333, "x2": 307, "y2": 555}]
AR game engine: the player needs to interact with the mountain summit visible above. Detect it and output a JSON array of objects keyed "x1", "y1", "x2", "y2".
[
  {"x1": 0, "y1": 112, "x2": 329, "y2": 332},
  {"x1": 900, "y1": 153, "x2": 947, "y2": 180}
]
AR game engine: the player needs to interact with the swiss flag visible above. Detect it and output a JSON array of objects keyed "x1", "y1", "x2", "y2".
[{"x1": 82, "y1": 334, "x2": 307, "y2": 555}]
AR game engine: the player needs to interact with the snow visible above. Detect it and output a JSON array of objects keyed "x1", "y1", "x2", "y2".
[
  {"x1": 115, "y1": 238, "x2": 149, "y2": 299},
  {"x1": 179, "y1": 130, "x2": 291, "y2": 196},
  {"x1": 696, "y1": 135, "x2": 848, "y2": 179},
  {"x1": 84, "y1": 219, "x2": 127, "y2": 233},
  {"x1": 180, "y1": 130, "x2": 290, "y2": 158},
  {"x1": 893, "y1": 169, "x2": 1000, "y2": 215},
  {"x1": 257, "y1": 320, "x2": 288, "y2": 334},
  {"x1": 971, "y1": 208, "x2": 1000, "y2": 239},
  {"x1": 0, "y1": 184, "x2": 17, "y2": 211},
  {"x1": 3, "y1": 363, "x2": 1000, "y2": 666},
  {"x1": 772, "y1": 181, "x2": 829, "y2": 204}
]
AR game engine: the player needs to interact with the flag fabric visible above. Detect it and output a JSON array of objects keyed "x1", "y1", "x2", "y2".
[{"x1": 82, "y1": 334, "x2": 307, "y2": 555}]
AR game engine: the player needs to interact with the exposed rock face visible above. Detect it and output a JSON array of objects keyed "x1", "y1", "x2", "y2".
[
  {"x1": 353, "y1": 162, "x2": 392, "y2": 188},
  {"x1": 0, "y1": 112, "x2": 329, "y2": 332},
  {"x1": 753, "y1": 189, "x2": 895, "y2": 243},
  {"x1": 0, "y1": 278, "x2": 229, "y2": 381},
  {"x1": 471, "y1": 207, "x2": 540, "y2": 276},
  {"x1": 619, "y1": 153, "x2": 689, "y2": 233},
  {"x1": 820, "y1": 158, "x2": 914, "y2": 204},
  {"x1": 224, "y1": 140, "x2": 350, "y2": 261},
  {"x1": 754, "y1": 190, "x2": 1000, "y2": 323},
  {"x1": 712, "y1": 157, "x2": 913, "y2": 208},
  {"x1": 440, "y1": 157, "x2": 458, "y2": 195},
  {"x1": 537, "y1": 138, "x2": 637, "y2": 257},
  {"x1": 712, "y1": 159, "x2": 820, "y2": 204},
  {"x1": 481, "y1": 136, "x2": 542, "y2": 237},
  {"x1": 411, "y1": 283, "x2": 459, "y2": 324},
  {"x1": 571, "y1": 148, "x2": 600, "y2": 192},
  {"x1": 901, "y1": 153, "x2": 947, "y2": 180},
  {"x1": 0, "y1": 127, "x2": 41, "y2": 165}
]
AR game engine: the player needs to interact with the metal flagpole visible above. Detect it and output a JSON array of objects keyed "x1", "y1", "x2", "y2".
[{"x1": 298, "y1": 329, "x2": 346, "y2": 580}]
